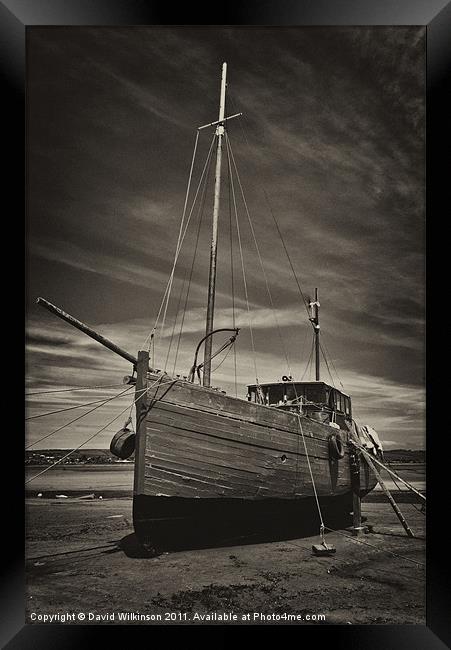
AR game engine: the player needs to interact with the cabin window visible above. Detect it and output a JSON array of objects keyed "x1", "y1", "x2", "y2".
[
  {"x1": 268, "y1": 386, "x2": 283, "y2": 405},
  {"x1": 285, "y1": 385, "x2": 295, "y2": 401},
  {"x1": 333, "y1": 392, "x2": 351, "y2": 414},
  {"x1": 304, "y1": 386, "x2": 325, "y2": 405}
]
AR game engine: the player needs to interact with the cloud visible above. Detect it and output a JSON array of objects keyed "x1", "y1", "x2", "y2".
[
  {"x1": 26, "y1": 27, "x2": 425, "y2": 449},
  {"x1": 26, "y1": 307, "x2": 424, "y2": 450}
]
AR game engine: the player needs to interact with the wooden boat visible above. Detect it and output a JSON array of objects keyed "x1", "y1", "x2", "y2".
[{"x1": 37, "y1": 63, "x2": 381, "y2": 551}]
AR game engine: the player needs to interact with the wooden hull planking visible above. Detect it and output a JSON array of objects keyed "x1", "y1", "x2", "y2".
[
  {"x1": 131, "y1": 373, "x2": 377, "y2": 548},
  {"x1": 133, "y1": 373, "x2": 376, "y2": 499}
]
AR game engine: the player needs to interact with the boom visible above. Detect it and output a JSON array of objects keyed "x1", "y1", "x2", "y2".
[{"x1": 36, "y1": 297, "x2": 138, "y2": 368}]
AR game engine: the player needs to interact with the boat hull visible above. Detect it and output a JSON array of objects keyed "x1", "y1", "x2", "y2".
[
  {"x1": 132, "y1": 372, "x2": 376, "y2": 549},
  {"x1": 133, "y1": 493, "x2": 355, "y2": 550}
]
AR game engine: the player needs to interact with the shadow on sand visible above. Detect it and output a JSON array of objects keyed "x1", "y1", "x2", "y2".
[{"x1": 117, "y1": 507, "x2": 355, "y2": 558}]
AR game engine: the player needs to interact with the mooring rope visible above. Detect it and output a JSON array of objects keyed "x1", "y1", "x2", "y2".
[
  {"x1": 324, "y1": 525, "x2": 425, "y2": 568},
  {"x1": 296, "y1": 413, "x2": 327, "y2": 543}
]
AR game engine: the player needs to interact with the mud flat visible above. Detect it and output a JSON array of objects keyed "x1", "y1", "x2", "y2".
[{"x1": 26, "y1": 495, "x2": 425, "y2": 625}]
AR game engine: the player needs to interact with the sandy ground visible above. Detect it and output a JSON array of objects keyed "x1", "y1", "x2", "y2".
[{"x1": 26, "y1": 496, "x2": 425, "y2": 625}]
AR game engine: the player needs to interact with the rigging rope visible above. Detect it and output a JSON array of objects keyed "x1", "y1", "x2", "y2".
[
  {"x1": 388, "y1": 472, "x2": 426, "y2": 516},
  {"x1": 227, "y1": 136, "x2": 238, "y2": 397},
  {"x1": 25, "y1": 383, "x2": 125, "y2": 396},
  {"x1": 227, "y1": 93, "x2": 311, "y2": 321},
  {"x1": 295, "y1": 411, "x2": 326, "y2": 543},
  {"x1": 25, "y1": 386, "x2": 135, "y2": 450},
  {"x1": 25, "y1": 394, "x2": 133, "y2": 421},
  {"x1": 164, "y1": 269, "x2": 188, "y2": 373},
  {"x1": 143, "y1": 129, "x2": 200, "y2": 351},
  {"x1": 226, "y1": 132, "x2": 292, "y2": 379},
  {"x1": 225, "y1": 135, "x2": 260, "y2": 388},
  {"x1": 319, "y1": 342, "x2": 336, "y2": 388},
  {"x1": 26, "y1": 400, "x2": 141, "y2": 483},
  {"x1": 301, "y1": 335, "x2": 315, "y2": 381},
  {"x1": 298, "y1": 324, "x2": 311, "y2": 380},
  {"x1": 229, "y1": 91, "x2": 346, "y2": 399},
  {"x1": 324, "y1": 525, "x2": 425, "y2": 567},
  {"x1": 155, "y1": 134, "x2": 215, "y2": 356},
  {"x1": 144, "y1": 132, "x2": 216, "y2": 356},
  {"x1": 25, "y1": 377, "x2": 176, "y2": 484},
  {"x1": 193, "y1": 333, "x2": 238, "y2": 383},
  {"x1": 225, "y1": 121, "x2": 328, "y2": 543},
  {"x1": 170, "y1": 136, "x2": 214, "y2": 375},
  {"x1": 321, "y1": 334, "x2": 345, "y2": 390},
  {"x1": 211, "y1": 342, "x2": 234, "y2": 374},
  {"x1": 229, "y1": 93, "x2": 331, "y2": 431}
]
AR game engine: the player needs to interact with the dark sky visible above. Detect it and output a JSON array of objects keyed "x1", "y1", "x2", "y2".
[{"x1": 26, "y1": 26, "x2": 425, "y2": 450}]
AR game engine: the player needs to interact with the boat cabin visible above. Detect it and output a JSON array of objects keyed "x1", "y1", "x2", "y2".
[{"x1": 246, "y1": 380, "x2": 352, "y2": 429}]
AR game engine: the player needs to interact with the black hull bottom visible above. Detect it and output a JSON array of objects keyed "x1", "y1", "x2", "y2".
[{"x1": 133, "y1": 493, "x2": 355, "y2": 552}]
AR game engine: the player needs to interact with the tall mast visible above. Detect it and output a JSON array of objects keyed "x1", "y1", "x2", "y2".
[
  {"x1": 203, "y1": 62, "x2": 227, "y2": 387},
  {"x1": 309, "y1": 288, "x2": 320, "y2": 381}
]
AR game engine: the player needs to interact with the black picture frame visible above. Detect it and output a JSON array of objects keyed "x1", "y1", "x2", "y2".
[{"x1": 3, "y1": 1, "x2": 450, "y2": 647}]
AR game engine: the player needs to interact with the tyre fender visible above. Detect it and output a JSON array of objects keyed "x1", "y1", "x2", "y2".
[{"x1": 328, "y1": 432, "x2": 345, "y2": 460}]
